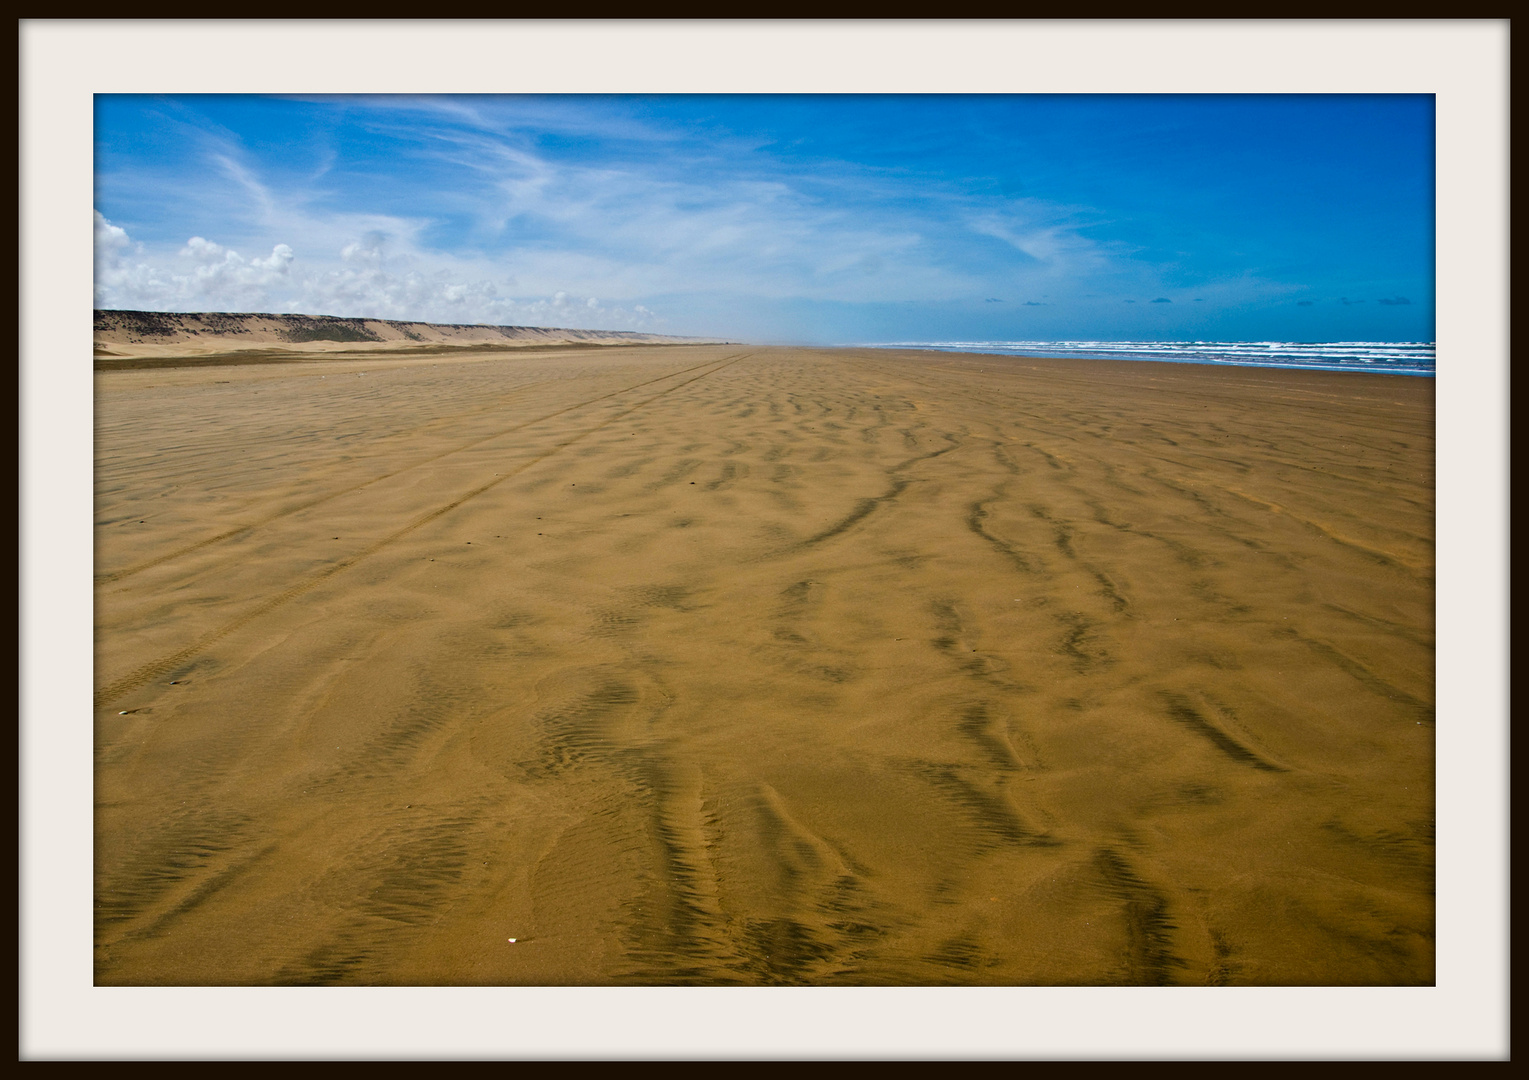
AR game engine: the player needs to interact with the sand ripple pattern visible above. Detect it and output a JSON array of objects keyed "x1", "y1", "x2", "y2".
[{"x1": 95, "y1": 345, "x2": 1434, "y2": 985}]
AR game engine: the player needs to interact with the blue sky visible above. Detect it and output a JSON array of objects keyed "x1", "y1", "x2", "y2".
[{"x1": 93, "y1": 94, "x2": 1435, "y2": 344}]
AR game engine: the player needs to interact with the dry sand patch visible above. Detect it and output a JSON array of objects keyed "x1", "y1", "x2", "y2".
[{"x1": 94, "y1": 345, "x2": 1434, "y2": 985}]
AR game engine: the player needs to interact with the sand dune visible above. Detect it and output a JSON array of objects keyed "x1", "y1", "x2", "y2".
[
  {"x1": 94, "y1": 344, "x2": 1434, "y2": 985},
  {"x1": 93, "y1": 309, "x2": 724, "y2": 366}
]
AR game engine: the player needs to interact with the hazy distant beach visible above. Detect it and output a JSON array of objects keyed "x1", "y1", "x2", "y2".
[{"x1": 94, "y1": 335, "x2": 1434, "y2": 986}]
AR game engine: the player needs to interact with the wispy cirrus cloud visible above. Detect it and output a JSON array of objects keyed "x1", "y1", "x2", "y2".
[
  {"x1": 95, "y1": 96, "x2": 1151, "y2": 327},
  {"x1": 966, "y1": 202, "x2": 1113, "y2": 273}
]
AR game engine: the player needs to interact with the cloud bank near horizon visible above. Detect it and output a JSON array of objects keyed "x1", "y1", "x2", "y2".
[{"x1": 95, "y1": 210, "x2": 658, "y2": 331}]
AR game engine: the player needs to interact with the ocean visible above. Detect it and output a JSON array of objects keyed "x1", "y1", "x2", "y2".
[{"x1": 865, "y1": 340, "x2": 1436, "y2": 377}]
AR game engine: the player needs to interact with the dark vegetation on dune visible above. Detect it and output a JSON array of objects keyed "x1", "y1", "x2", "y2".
[{"x1": 93, "y1": 309, "x2": 701, "y2": 345}]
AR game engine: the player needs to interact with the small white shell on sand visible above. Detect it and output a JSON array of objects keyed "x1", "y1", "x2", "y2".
[{"x1": 507, "y1": 938, "x2": 517, "y2": 943}]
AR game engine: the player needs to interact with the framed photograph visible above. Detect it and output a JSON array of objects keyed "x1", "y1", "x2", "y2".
[{"x1": 21, "y1": 20, "x2": 1508, "y2": 1061}]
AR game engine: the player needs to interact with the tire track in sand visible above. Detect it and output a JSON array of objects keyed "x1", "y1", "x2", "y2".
[
  {"x1": 96, "y1": 355, "x2": 742, "y2": 585},
  {"x1": 94, "y1": 355, "x2": 748, "y2": 708},
  {"x1": 797, "y1": 434, "x2": 962, "y2": 548}
]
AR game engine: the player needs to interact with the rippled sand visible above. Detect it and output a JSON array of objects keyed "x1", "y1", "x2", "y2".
[{"x1": 94, "y1": 345, "x2": 1434, "y2": 985}]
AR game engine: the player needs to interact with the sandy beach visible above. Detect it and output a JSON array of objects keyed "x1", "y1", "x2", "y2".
[{"x1": 93, "y1": 343, "x2": 1434, "y2": 986}]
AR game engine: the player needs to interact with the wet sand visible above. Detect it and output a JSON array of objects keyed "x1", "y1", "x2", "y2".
[{"x1": 94, "y1": 344, "x2": 1435, "y2": 986}]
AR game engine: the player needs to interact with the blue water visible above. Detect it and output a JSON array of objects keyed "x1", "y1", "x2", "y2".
[{"x1": 863, "y1": 340, "x2": 1436, "y2": 377}]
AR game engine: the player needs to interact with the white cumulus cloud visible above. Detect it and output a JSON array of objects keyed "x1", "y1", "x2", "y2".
[
  {"x1": 93, "y1": 211, "x2": 666, "y2": 332},
  {"x1": 94, "y1": 210, "x2": 130, "y2": 253}
]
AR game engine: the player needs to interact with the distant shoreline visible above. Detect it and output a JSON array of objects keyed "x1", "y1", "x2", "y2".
[
  {"x1": 856, "y1": 340, "x2": 1436, "y2": 377},
  {"x1": 92, "y1": 312, "x2": 1434, "y2": 377}
]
